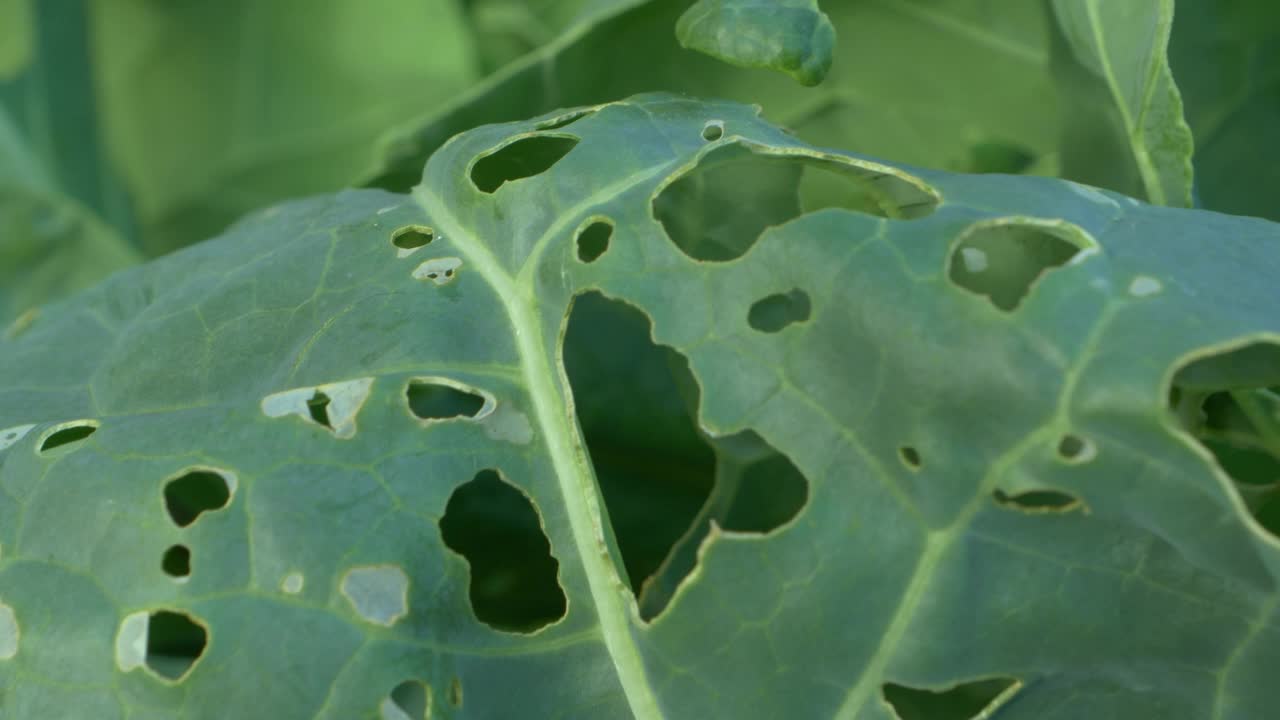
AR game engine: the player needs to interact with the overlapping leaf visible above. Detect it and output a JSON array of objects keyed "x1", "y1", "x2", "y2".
[
  {"x1": 676, "y1": 0, "x2": 835, "y2": 85},
  {"x1": 2, "y1": 95, "x2": 1278, "y2": 719}
]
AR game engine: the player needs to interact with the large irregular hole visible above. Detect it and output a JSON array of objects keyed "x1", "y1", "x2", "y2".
[
  {"x1": 439, "y1": 470, "x2": 567, "y2": 632},
  {"x1": 576, "y1": 219, "x2": 613, "y2": 263},
  {"x1": 993, "y1": 488, "x2": 1083, "y2": 514},
  {"x1": 947, "y1": 220, "x2": 1089, "y2": 311},
  {"x1": 653, "y1": 142, "x2": 938, "y2": 262},
  {"x1": 882, "y1": 677, "x2": 1021, "y2": 720},
  {"x1": 565, "y1": 292, "x2": 717, "y2": 596},
  {"x1": 162, "y1": 545, "x2": 191, "y2": 579},
  {"x1": 38, "y1": 421, "x2": 98, "y2": 454},
  {"x1": 163, "y1": 469, "x2": 233, "y2": 528},
  {"x1": 564, "y1": 292, "x2": 809, "y2": 620},
  {"x1": 470, "y1": 134, "x2": 579, "y2": 193},
  {"x1": 406, "y1": 378, "x2": 491, "y2": 421},
  {"x1": 1172, "y1": 341, "x2": 1280, "y2": 539},
  {"x1": 143, "y1": 610, "x2": 208, "y2": 681},
  {"x1": 748, "y1": 289, "x2": 812, "y2": 332},
  {"x1": 382, "y1": 679, "x2": 431, "y2": 720},
  {"x1": 720, "y1": 449, "x2": 809, "y2": 533}
]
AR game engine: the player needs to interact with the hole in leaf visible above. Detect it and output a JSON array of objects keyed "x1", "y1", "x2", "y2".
[
  {"x1": 899, "y1": 446, "x2": 922, "y2": 470},
  {"x1": 720, "y1": 450, "x2": 809, "y2": 533},
  {"x1": 1057, "y1": 433, "x2": 1094, "y2": 462},
  {"x1": 412, "y1": 257, "x2": 463, "y2": 285},
  {"x1": 947, "y1": 220, "x2": 1088, "y2": 311},
  {"x1": 748, "y1": 289, "x2": 812, "y2": 332},
  {"x1": 993, "y1": 488, "x2": 1082, "y2": 513},
  {"x1": 576, "y1": 220, "x2": 613, "y2": 263},
  {"x1": 145, "y1": 610, "x2": 208, "y2": 681},
  {"x1": 163, "y1": 469, "x2": 233, "y2": 528},
  {"x1": 1172, "y1": 341, "x2": 1280, "y2": 539},
  {"x1": 449, "y1": 677, "x2": 463, "y2": 708},
  {"x1": 564, "y1": 292, "x2": 716, "y2": 598},
  {"x1": 564, "y1": 292, "x2": 811, "y2": 620},
  {"x1": 966, "y1": 141, "x2": 1036, "y2": 174},
  {"x1": 406, "y1": 379, "x2": 490, "y2": 420},
  {"x1": 38, "y1": 421, "x2": 98, "y2": 453},
  {"x1": 307, "y1": 391, "x2": 333, "y2": 429},
  {"x1": 391, "y1": 225, "x2": 434, "y2": 251},
  {"x1": 654, "y1": 142, "x2": 938, "y2": 262},
  {"x1": 439, "y1": 470, "x2": 567, "y2": 632},
  {"x1": 701, "y1": 120, "x2": 724, "y2": 141},
  {"x1": 470, "y1": 134, "x2": 579, "y2": 193},
  {"x1": 383, "y1": 679, "x2": 431, "y2": 720},
  {"x1": 162, "y1": 545, "x2": 191, "y2": 579},
  {"x1": 883, "y1": 677, "x2": 1020, "y2": 720}
]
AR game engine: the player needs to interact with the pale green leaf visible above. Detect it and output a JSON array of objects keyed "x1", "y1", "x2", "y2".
[
  {"x1": 2, "y1": 95, "x2": 1278, "y2": 719},
  {"x1": 1050, "y1": 0, "x2": 1195, "y2": 206},
  {"x1": 676, "y1": 0, "x2": 836, "y2": 86}
]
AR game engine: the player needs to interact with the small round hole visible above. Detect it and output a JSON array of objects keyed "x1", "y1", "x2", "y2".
[
  {"x1": 392, "y1": 225, "x2": 435, "y2": 251},
  {"x1": 702, "y1": 121, "x2": 724, "y2": 142},
  {"x1": 899, "y1": 446, "x2": 922, "y2": 470},
  {"x1": 1057, "y1": 434, "x2": 1095, "y2": 463},
  {"x1": 162, "y1": 545, "x2": 191, "y2": 579},
  {"x1": 576, "y1": 220, "x2": 613, "y2": 263}
]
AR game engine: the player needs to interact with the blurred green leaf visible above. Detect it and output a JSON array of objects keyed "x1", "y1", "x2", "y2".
[
  {"x1": 0, "y1": 0, "x2": 32, "y2": 80},
  {"x1": 0, "y1": 2, "x2": 139, "y2": 326},
  {"x1": 1049, "y1": 0, "x2": 1194, "y2": 207},
  {"x1": 89, "y1": 0, "x2": 484, "y2": 255},
  {"x1": 676, "y1": 0, "x2": 836, "y2": 86},
  {"x1": 1169, "y1": 0, "x2": 1280, "y2": 221}
]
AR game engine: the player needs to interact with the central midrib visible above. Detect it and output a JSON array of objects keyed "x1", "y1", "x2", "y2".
[{"x1": 414, "y1": 187, "x2": 663, "y2": 720}]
